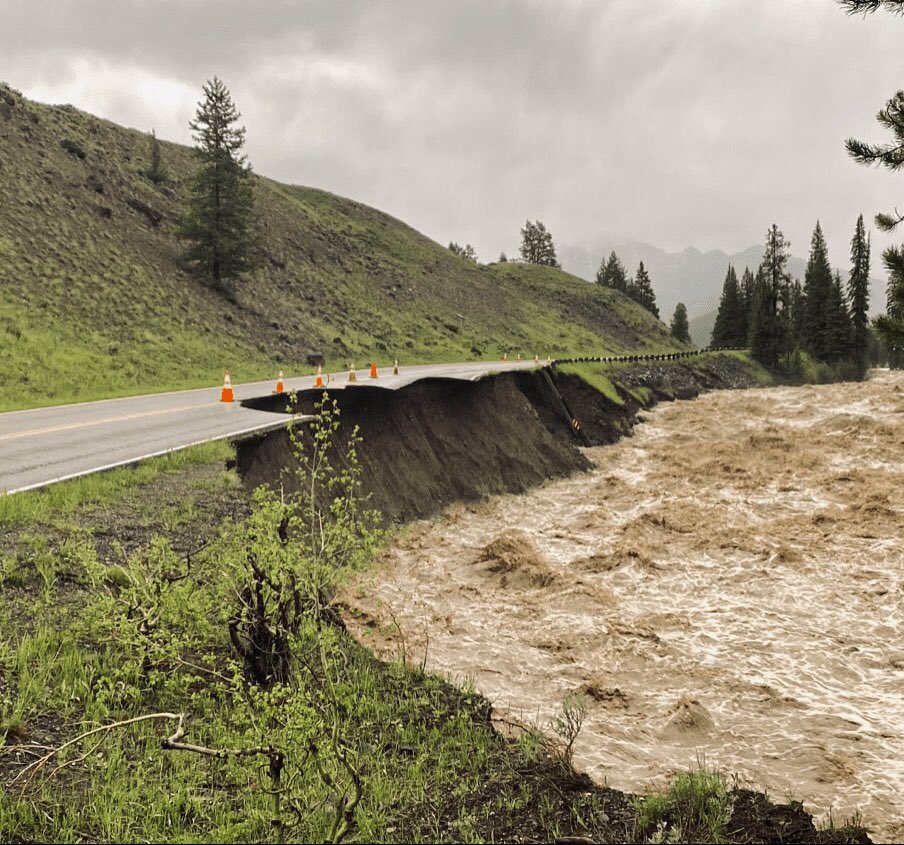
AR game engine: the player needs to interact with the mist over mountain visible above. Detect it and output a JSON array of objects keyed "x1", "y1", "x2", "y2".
[{"x1": 560, "y1": 242, "x2": 886, "y2": 346}]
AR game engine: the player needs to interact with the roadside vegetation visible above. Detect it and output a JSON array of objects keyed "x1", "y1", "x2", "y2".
[{"x1": 558, "y1": 352, "x2": 772, "y2": 406}]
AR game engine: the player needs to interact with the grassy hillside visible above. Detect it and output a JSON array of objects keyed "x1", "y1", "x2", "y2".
[{"x1": 0, "y1": 82, "x2": 685, "y2": 411}]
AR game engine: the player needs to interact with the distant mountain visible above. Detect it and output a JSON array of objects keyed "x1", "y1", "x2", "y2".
[
  {"x1": 687, "y1": 310, "x2": 719, "y2": 348},
  {"x1": 560, "y1": 242, "x2": 885, "y2": 346}
]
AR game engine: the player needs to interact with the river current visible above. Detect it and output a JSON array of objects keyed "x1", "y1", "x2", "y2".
[{"x1": 343, "y1": 370, "x2": 904, "y2": 841}]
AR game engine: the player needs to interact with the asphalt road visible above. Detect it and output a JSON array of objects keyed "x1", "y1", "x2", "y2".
[{"x1": 0, "y1": 360, "x2": 541, "y2": 494}]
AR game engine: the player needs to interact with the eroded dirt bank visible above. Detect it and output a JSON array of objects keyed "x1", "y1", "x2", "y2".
[
  {"x1": 236, "y1": 355, "x2": 760, "y2": 522},
  {"x1": 342, "y1": 370, "x2": 904, "y2": 842}
]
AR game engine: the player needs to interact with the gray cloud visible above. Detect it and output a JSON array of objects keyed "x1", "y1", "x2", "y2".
[{"x1": 3, "y1": 1, "x2": 904, "y2": 281}]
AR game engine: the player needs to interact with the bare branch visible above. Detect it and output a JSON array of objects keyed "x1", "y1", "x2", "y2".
[{"x1": 10, "y1": 712, "x2": 181, "y2": 790}]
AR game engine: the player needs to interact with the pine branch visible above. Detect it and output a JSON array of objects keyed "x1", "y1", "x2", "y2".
[
  {"x1": 875, "y1": 210, "x2": 904, "y2": 231},
  {"x1": 839, "y1": 0, "x2": 904, "y2": 13},
  {"x1": 845, "y1": 137, "x2": 904, "y2": 169}
]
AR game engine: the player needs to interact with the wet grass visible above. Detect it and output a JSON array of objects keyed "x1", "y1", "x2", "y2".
[{"x1": 558, "y1": 362, "x2": 625, "y2": 404}]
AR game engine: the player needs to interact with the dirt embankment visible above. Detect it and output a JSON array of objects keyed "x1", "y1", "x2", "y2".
[{"x1": 235, "y1": 355, "x2": 761, "y2": 522}]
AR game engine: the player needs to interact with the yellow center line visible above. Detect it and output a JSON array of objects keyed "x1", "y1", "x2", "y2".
[{"x1": 0, "y1": 401, "x2": 223, "y2": 442}]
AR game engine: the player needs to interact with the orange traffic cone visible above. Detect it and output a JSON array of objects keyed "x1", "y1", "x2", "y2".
[
  {"x1": 503, "y1": 352, "x2": 508, "y2": 362},
  {"x1": 393, "y1": 358, "x2": 399, "y2": 375},
  {"x1": 274, "y1": 370, "x2": 284, "y2": 393},
  {"x1": 314, "y1": 365, "x2": 324, "y2": 389},
  {"x1": 221, "y1": 371, "x2": 234, "y2": 403},
  {"x1": 348, "y1": 363, "x2": 357, "y2": 383},
  {"x1": 370, "y1": 361, "x2": 378, "y2": 379}
]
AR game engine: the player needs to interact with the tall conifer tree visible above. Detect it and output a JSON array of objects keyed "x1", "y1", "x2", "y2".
[
  {"x1": 802, "y1": 221, "x2": 834, "y2": 361},
  {"x1": 749, "y1": 225, "x2": 790, "y2": 368},
  {"x1": 825, "y1": 271, "x2": 854, "y2": 362},
  {"x1": 670, "y1": 303, "x2": 691, "y2": 342},
  {"x1": 877, "y1": 247, "x2": 904, "y2": 364},
  {"x1": 845, "y1": 87, "x2": 904, "y2": 352},
  {"x1": 848, "y1": 214, "x2": 871, "y2": 371},
  {"x1": 711, "y1": 264, "x2": 746, "y2": 346},
  {"x1": 180, "y1": 77, "x2": 255, "y2": 287},
  {"x1": 632, "y1": 261, "x2": 659, "y2": 318},
  {"x1": 741, "y1": 267, "x2": 756, "y2": 334},
  {"x1": 789, "y1": 278, "x2": 805, "y2": 346},
  {"x1": 740, "y1": 267, "x2": 756, "y2": 327}
]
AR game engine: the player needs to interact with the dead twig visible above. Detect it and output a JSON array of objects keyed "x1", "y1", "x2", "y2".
[{"x1": 11, "y1": 712, "x2": 181, "y2": 791}]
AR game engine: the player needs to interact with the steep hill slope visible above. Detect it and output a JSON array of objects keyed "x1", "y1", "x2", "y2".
[{"x1": 0, "y1": 83, "x2": 683, "y2": 411}]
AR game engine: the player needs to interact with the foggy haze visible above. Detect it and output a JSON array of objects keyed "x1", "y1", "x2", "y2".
[{"x1": 2, "y1": 1, "x2": 903, "y2": 284}]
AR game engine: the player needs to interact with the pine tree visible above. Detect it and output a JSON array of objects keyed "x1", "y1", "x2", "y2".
[
  {"x1": 740, "y1": 266, "x2": 756, "y2": 325},
  {"x1": 749, "y1": 274, "x2": 779, "y2": 368},
  {"x1": 848, "y1": 214, "x2": 871, "y2": 371},
  {"x1": 670, "y1": 303, "x2": 691, "y2": 342},
  {"x1": 147, "y1": 128, "x2": 168, "y2": 184},
  {"x1": 711, "y1": 264, "x2": 746, "y2": 347},
  {"x1": 449, "y1": 241, "x2": 478, "y2": 263},
  {"x1": 519, "y1": 220, "x2": 559, "y2": 266},
  {"x1": 595, "y1": 251, "x2": 628, "y2": 292},
  {"x1": 801, "y1": 221, "x2": 834, "y2": 360},
  {"x1": 875, "y1": 246, "x2": 904, "y2": 362},
  {"x1": 180, "y1": 77, "x2": 255, "y2": 287},
  {"x1": 845, "y1": 90, "x2": 904, "y2": 352},
  {"x1": 749, "y1": 225, "x2": 790, "y2": 369},
  {"x1": 631, "y1": 261, "x2": 659, "y2": 318},
  {"x1": 825, "y1": 272, "x2": 854, "y2": 362},
  {"x1": 789, "y1": 278, "x2": 805, "y2": 346},
  {"x1": 624, "y1": 275, "x2": 639, "y2": 303}
]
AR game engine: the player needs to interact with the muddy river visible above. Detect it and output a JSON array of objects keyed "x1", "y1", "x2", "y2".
[{"x1": 343, "y1": 370, "x2": 904, "y2": 841}]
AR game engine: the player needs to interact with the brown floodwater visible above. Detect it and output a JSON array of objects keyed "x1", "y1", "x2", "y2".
[{"x1": 343, "y1": 370, "x2": 904, "y2": 841}]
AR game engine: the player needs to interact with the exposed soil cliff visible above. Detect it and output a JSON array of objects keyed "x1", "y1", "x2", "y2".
[{"x1": 235, "y1": 355, "x2": 762, "y2": 523}]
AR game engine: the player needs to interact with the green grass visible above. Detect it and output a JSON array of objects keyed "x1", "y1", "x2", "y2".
[
  {"x1": 559, "y1": 352, "x2": 771, "y2": 409},
  {"x1": 0, "y1": 82, "x2": 683, "y2": 412},
  {"x1": 0, "y1": 439, "x2": 234, "y2": 526},
  {"x1": 634, "y1": 765, "x2": 732, "y2": 844},
  {"x1": 557, "y1": 362, "x2": 625, "y2": 404}
]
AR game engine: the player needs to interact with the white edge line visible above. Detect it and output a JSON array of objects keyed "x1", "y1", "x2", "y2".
[{"x1": 2, "y1": 416, "x2": 311, "y2": 496}]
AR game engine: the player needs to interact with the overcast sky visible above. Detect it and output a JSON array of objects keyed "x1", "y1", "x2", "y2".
[{"x1": 3, "y1": 1, "x2": 904, "y2": 272}]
